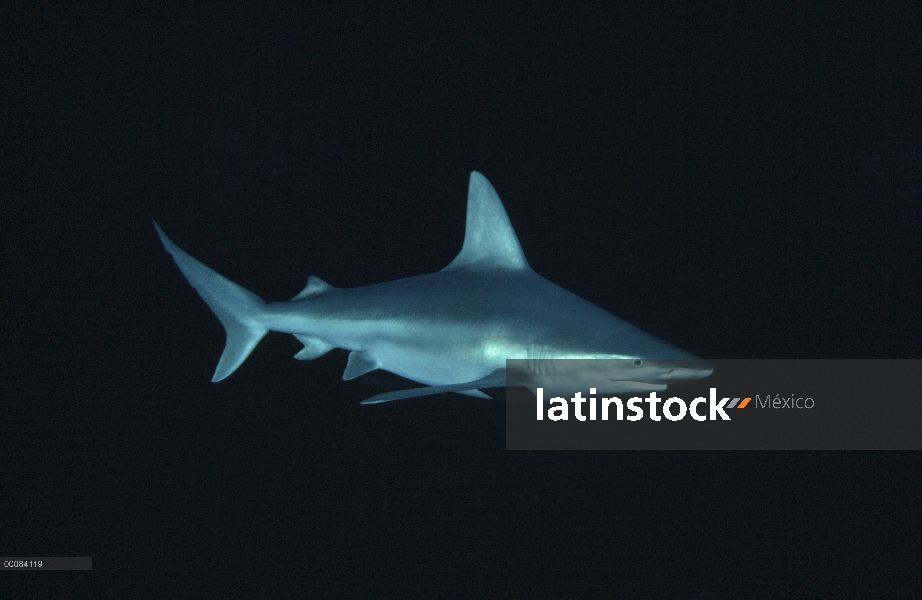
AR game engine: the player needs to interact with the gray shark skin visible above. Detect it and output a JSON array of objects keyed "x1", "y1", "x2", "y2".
[{"x1": 154, "y1": 172, "x2": 712, "y2": 404}]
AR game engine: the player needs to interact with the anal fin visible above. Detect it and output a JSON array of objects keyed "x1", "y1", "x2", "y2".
[{"x1": 343, "y1": 350, "x2": 379, "y2": 380}]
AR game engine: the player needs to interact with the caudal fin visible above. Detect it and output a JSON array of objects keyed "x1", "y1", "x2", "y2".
[{"x1": 153, "y1": 221, "x2": 268, "y2": 382}]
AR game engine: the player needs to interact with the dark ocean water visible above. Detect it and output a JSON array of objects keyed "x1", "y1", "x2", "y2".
[{"x1": 4, "y1": 4, "x2": 920, "y2": 598}]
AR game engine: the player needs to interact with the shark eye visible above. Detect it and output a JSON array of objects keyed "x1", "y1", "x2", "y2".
[{"x1": 633, "y1": 359, "x2": 643, "y2": 367}]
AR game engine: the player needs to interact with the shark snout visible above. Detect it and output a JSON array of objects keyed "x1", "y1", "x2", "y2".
[{"x1": 644, "y1": 358, "x2": 713, "y2": 383}]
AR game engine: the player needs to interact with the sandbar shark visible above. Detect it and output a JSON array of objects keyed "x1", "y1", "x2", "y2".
[{"x1": 154, "y1": 172, "x2": 712, "y2": 404}]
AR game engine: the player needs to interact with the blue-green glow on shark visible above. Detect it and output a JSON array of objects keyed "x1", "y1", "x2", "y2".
[{"x1": 154, "y1": 172, "x2": 712, "y2": 404}]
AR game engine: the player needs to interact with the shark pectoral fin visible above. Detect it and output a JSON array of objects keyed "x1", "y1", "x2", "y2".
[
  {"x1": 359, "y1": 369, "x2": 506, "y2": 405},
  {"x1": 458, "y1": 389, "x2": 491, "y2": 399},
  {"x1": 293, "y1": 335, "x2": 334, "y2": 361},
  {"x1": 343, "y1": 350, "x2": 379, "y2": 380}
]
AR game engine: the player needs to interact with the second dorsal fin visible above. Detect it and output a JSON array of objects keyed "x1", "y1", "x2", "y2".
[{"x1": 290, "y1": 275, "x2": 335, "y2": 301}]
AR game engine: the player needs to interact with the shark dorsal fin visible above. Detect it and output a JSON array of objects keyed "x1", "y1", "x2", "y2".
[
  {"x1": 291, "y1": 275, "x2": 335, "y2": 301},
  {"x1": 441, "y1": 172, "x2": 530, "y2": 272}
]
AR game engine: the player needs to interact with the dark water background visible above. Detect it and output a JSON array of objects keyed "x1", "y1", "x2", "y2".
[{"x1": 3, "y1": 4, "x2": 920, "y2": 598}]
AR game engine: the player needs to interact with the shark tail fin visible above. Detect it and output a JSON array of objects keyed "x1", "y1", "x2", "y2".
[{"x1": 153, "y1": 221, "x2": 269, "y2": 382}]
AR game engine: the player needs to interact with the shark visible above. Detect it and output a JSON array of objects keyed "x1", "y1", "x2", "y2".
[{"x1": 154, "y1": 171, "x2": 712, "y2": 404}]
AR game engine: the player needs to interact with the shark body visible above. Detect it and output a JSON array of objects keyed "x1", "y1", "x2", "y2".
[{"x1": 155, "y1": 172, "x2": 712, "y2": 404}]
